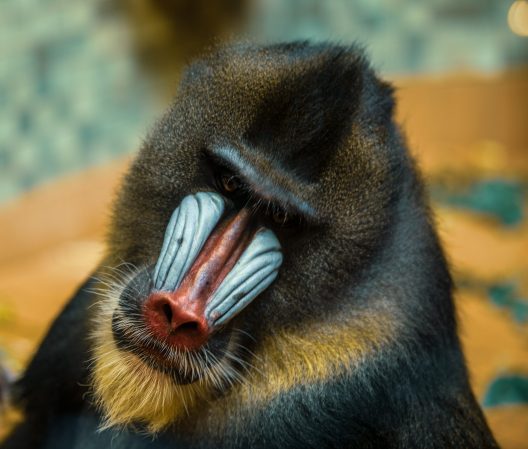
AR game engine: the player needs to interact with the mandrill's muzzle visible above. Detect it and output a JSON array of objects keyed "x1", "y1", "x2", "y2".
[{"x1": 143, "y1": 192, "x2": 283, "y2": 350}]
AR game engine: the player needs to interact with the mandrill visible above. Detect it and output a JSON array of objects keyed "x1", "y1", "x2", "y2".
[{"x1": 1, "y1": 42, "x2": 499, "y2": 449}]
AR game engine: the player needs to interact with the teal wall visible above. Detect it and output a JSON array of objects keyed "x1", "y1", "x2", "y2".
[
  {"x1": 0, "y1": 0, "x2": 159, "y2": 202},
  {"x1": 248, "y1": 0, "x2": 527, "y2": 74}
]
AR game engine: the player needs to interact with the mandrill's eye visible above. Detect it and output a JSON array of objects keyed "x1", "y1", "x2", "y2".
[{"x1": 219, "y1": 173, "x2": 242, "y2": 194}]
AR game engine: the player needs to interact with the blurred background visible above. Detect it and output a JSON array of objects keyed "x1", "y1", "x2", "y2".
[{"x1": 0, "y1": 0, "x2": 527, "y2": 447}]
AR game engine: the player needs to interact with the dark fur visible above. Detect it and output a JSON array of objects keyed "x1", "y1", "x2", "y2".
[{"x1": 2, "y1": 42, "x2": 499, "y2": 449}]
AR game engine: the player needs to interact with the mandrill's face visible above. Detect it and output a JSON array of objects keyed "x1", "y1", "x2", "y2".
[{"x1": 90, "y1": 43, "x2": 396, "y2": 432}]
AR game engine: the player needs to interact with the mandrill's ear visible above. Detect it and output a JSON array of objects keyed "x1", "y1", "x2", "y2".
[
  {"x1": 358, "y1": 75, "x2": 395, "y2": 127},
  {"x1": 377, "y1": 79, "x2": 395, "y2": 120}
]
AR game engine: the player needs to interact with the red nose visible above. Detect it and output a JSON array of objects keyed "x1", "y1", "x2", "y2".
[
  {"x1": 143, "y1": 291, "x2": 209, "y2": 350},
  {"x1": 143, "y1": 208, "x2": 255, "y2": 350}
]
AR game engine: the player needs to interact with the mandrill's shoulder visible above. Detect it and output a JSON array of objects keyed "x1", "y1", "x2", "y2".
[
  {"x1": 14, "y1": 277, "x2": 97, "y2": 408},
  {"x1": 2, "y1": 277, "x2": 98, "y2": 449}
]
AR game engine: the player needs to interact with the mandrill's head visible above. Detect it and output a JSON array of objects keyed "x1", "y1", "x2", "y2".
[{"x1": 92, "y1": 42, "x2": 404, "y2": 432}]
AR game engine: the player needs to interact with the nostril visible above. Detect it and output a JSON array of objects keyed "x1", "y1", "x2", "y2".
[
  {"x1": 177, "y1": 321, "x2": 199, "y2": 333},
  {"x1": 170, "y1": 320, "x2": 205, "y2": 341},
  {"x1": 162, "y1": 302, "x2": 173, "y2": 324}
]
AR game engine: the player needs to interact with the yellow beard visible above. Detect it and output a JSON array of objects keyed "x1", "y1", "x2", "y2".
[
  {"x1": 89, "y1": 267, "x2": 396, "y2": 433},
  {"x1": 91, "y1": 319, "x2": 208, "y2": 433},
  {"x1": 91, "y1": 308, "x2": 395, "y2": 433}
]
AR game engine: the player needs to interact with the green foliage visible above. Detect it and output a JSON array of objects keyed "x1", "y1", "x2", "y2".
[
  {"x1": 488, "y1": 283, "x2": 528, "y2": 324},
  {"x1": 433, "y1": 179, "x2": 525, "y2": 227},
  {"x1": 483, "y1": 375, "x2": 528, "y2": 408}
]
